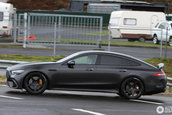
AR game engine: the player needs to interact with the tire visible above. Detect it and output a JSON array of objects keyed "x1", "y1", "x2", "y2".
[
  {"x1": 169, "y1": 37, "x2": 172, "y2": 46},
  {"x1": 153, "y1": 35, "x2": 159, "y2": 44},
  {"x1": 24, "y1": 72, "x2": 47, "y2": 94},
  {"x1": 139, "y1": 37, "x2": 145, "y2": 42},
  {"x1": 120, "y1": 77, "x2": 144, "y2": 99}
]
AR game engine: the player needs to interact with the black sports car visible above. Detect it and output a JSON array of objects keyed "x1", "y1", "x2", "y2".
[{"x1": 6, "y1": 51, "x2": 167, "y2": 99}]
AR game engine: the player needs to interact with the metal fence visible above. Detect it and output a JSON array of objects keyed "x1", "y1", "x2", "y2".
[
  {"x1": 13, "y1": 13, "x2": 103, "y2": 49},
  {"x1": 108, "y1": 26, "x2": 172, "y2": 58}
]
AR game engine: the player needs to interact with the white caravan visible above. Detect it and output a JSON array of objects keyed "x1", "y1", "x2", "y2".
[
  {"x1": 0, "y1": 2, "x2": 15, "y2": 37},
  {"x1": 109, "y1": 11, "x2": 166, "y2": 42}
]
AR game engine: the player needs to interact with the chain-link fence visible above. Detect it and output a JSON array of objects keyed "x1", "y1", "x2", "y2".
[
  {"x1": 108, "y1": 26, "x2": 172, "y2": 58},
  {"x1": 13, "y1": 13, "x2": 103, "y2": 48}
]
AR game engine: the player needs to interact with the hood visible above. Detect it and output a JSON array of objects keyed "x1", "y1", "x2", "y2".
[{"x1": 7, "y1": 62, "x2": 58, "y2": 70}]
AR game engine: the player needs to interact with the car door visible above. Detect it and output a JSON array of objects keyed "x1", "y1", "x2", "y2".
[
  {"x1": 94, "y1": 54, "x2": 140, "y2": 90},
  {"x1": 53, "y1": 54, "x2": 99, "y2": 89}
]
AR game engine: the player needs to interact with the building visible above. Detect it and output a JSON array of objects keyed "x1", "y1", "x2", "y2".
[{"x1": 69, "y1": 0, "x2": 170, "y2": 14}]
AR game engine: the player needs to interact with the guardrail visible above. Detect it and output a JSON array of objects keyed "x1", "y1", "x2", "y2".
[
  {"x1": 167, "y1": 77, "x2": 172, "y2": 92},
  {"x1": 0, "y1": 60, "x2": 172, "y2": 91},
  {"x1": 0, "y1": 60, "x2": 27, "y2": 69}
]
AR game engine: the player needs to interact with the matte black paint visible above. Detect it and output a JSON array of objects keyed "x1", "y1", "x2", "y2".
[{"x1": 6, "y1": 51, "x2": 167, "y2": 95}]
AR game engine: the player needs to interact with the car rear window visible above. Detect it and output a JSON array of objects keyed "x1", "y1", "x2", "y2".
[{"x1": 100, "y1": 55, "x2": 140, "y2": 66}]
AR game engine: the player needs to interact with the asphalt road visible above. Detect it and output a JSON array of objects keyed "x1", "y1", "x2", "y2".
[
  {"x1": 0, "y1": 45, "x2": 172, "y2": 60},
  {"x1": 0, "y1": 85, "x2": 172, "y2": 115}
]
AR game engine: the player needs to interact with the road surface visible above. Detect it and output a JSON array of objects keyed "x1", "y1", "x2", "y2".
[{"x1": 0, "y1": 85, "x2": 172, "y2": 115}]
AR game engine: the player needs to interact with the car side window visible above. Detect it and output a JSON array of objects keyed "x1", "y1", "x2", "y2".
[
  {"x1": 100, "y1": 55, "x2": 140, "y2": 66},
  {"x1": 158, "y1": 23, "x2": 166, "y2": 29},
  {"x1": 73, "y1": 55, "x2": 98, "y2": 65}
]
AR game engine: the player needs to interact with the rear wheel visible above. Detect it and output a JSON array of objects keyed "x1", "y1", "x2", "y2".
[
  {"x1": 139, "y1": 37, "x2": 145, "y2": 42},
  {"x1": 24, "y1": 72, "x2": 47, "y2": 94},
  {"x1": 120, "y1": 77, "x2": 144, "y2": 99},
  {"x1": 153, "y1": 35, "x2": 159, "y2": 44}
]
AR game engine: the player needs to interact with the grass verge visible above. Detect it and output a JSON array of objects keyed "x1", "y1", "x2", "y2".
[
  {"x1": 0, "y1": 55, "x2": 65, "y2": 62},
  {"x1": 0, "y1": 76, "x2": 5, "y2": 83},
  {"x1": 145, "y1": 58, "x2": 172, "y2": 78}
]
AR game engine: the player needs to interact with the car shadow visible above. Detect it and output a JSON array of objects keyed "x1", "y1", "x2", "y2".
[{"x1": 6, "y1": 89, "x2": 164, "y2": 104}]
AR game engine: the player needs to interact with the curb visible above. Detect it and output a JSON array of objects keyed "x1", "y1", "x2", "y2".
[{"x1": 0, "y1": 43, "x2": 168, "y2": 49}]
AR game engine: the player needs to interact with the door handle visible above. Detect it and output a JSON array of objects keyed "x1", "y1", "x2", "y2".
[
  {"x1": 119, "y1": 69, "x2": 127, "y2": 72},
  {"x1": 87, "y1": 68, "x2": 94, "y2": 71}
]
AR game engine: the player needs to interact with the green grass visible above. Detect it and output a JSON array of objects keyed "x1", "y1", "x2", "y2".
[
  {"x1": 0, "y1": 55, "x2": 65, "y2": 62},
  {"x1": 29, "y1": 38, "x2": 172, "y2": 49},
  {"x1": 0, "y1": 76, "x2": 5, "y2": 83},
  {"x1": 86, "y1": 30, "x2": 109, "y2": 36},
  {"x1": 0, "y1": 45, "x2": 22, "y2": 49},
  {"x1": 145, "y1": 58, "x2": 172, "y2": 77}
]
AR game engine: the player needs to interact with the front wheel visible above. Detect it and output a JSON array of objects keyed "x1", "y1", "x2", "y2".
[
  {"x1": 24, "y1": 72, "x2": 47, "y2": 94},
  {"x1": 153, "y1": 35, "x2": 159, "y2": 44},
  {"x1": 120, "y1": 77, "x2": 144, "y2": 99}
]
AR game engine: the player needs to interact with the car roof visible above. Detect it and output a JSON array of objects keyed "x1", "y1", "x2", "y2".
[
  {"x1": 75, "y1": 50, "x2": 142, "y2": 62},
  {"x1": 79, "y1": 50, "x2": 157, "y2": 67},
  {"x1": 158, "y1": 21, "x2": 172, "y2": 24}
]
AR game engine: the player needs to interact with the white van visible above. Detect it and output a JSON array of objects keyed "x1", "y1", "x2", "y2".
[
  {"x1": 109, "y1": 11, "x2": 166, "y2": 42},
  {"x1": 0, "y1": 2, "x2": 15, "y2": 37}
]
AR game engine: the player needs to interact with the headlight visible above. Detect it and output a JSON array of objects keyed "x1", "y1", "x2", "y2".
[{"x1": 11, "y1": 70, "x2": 24, "y2": 75}]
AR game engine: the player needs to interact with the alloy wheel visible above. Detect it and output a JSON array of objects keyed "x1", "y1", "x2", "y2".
[
  {"x1": 24, "y1": 72, "x2": 47, "y2": 94},
  {"x1": 121, "y1": 78, "x2": 144, "y2": 99}
]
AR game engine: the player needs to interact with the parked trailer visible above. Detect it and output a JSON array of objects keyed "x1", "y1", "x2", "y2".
[
  {"x1": 0, "y1": 2, "x2": 15, "y2": 37},
  {"x1": 109, "y1": 11, "x2": 166, "y2": 42}
]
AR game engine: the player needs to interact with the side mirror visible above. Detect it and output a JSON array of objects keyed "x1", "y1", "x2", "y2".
[
  {"x1": 157, "y1": 63, "x2": 164, "y2": 69},
  {"x1": 67, "y1": 60, "x2": 75, "y2": 68}
]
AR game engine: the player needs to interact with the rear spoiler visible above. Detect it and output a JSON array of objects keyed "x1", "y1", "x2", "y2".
[{"x1": 157, "y1": 63, "x2": 164, "y2": 69}]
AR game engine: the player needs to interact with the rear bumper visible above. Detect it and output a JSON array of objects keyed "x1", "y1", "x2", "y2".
[
  {"x1": 6, "y1": 70, "x2": 24, "y2": 89},
  {"x1": 144, "y1": 76, "x2": 167, "y2": 95}
]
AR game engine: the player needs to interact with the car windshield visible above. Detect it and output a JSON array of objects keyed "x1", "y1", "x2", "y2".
[{"x1": 57, "y1": 52, "x2": 81, "y2": 63}]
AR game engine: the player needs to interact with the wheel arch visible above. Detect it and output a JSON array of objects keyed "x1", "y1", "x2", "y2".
[
  {"x1": 22, "y1": 71, "x2": 50, "y2": 89},
  {"x1": 119, "y1": 75, "x2": 146, "y2": 93}
]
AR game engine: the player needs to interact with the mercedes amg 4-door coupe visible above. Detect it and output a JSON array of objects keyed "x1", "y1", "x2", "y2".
[{"x1": 6, "y1": 51, "x2": 167, "y2": 99}]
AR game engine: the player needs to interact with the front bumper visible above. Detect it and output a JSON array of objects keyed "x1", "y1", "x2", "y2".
[{"x1": 6, "y1": 70, "x2": 24, "y2": 89}]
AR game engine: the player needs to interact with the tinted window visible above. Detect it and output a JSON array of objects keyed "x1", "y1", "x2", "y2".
[
  {"x1": 0, "y1": 12, "x2": 3, "y2": 21},
  {"x1": 100, "y1": 55, "x2": 140, "y2": 66},
  {"x1": 73, "y1": 55, "x2": 97, "y2": 65}
]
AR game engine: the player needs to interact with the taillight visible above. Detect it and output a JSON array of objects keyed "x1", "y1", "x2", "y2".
[{"x1": 154, "y1": 73, "x2": 166, "y2": 77}]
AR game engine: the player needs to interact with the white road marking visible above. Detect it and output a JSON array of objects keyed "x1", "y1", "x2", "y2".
[
  {"x1": 0, "y1": 95, "x2": 24, "y2": 100},
  {"x1": 131, "y1": 99, "x2": 163, "y2": 105},
  {"x1": 72, "y1": 108, "x2": 106, "y2": 115}
]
